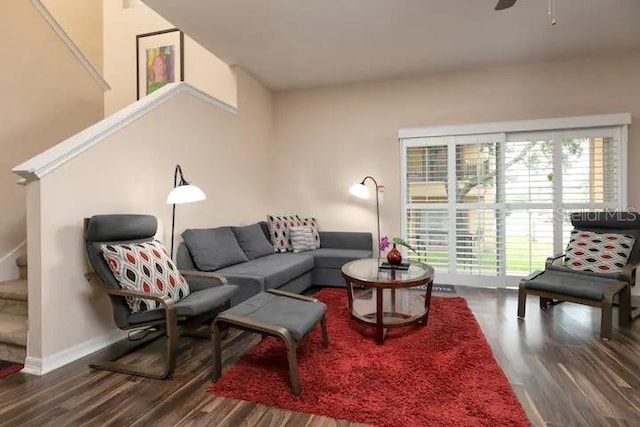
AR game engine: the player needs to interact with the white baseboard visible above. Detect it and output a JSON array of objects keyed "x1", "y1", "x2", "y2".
[
  {"x1": 22, "y1": 329, "x2": 128, "y2": 376},
  {"x1": 0, "y1": 241, "x2": 26, "y2": 282}
]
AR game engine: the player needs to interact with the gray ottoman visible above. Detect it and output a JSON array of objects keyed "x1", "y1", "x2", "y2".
[{"x1": 212, "y1": 289, "x2": 328, "y2": 396}]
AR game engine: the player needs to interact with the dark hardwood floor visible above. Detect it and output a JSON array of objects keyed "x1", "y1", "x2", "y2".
[{"x1": 0, "y1": 287, "x2": 639, "y2": 426}]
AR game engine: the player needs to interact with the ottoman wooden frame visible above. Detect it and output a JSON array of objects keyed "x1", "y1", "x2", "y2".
[{"x1": 212, "y1": 289, "x2": 328, "y2": 396}]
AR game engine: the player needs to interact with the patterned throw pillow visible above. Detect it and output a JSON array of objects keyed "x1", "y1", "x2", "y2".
[
  {"x1": 266, "y1": 215, "x2": 299, "y2": 253},
  {"x1": 101, "y1": 240, "x2": 191, "y2": 313},
  {"x1": 297, "y1": 216, "x2": 321, "y2": 249},
  {"x1": 564, "y1": 229, "x2": 635, "y2": 273},
  {"x1": 290, "y1": 226, "x2": 316, "y2": 253}
]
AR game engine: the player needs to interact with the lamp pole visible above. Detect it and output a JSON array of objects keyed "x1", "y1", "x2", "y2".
[
  {"x1": 361, "y1": 176, "x2": 381, "y2": 258},
  {"x1": 169, "y1": 165, "x2": 185, "y2": 259}
]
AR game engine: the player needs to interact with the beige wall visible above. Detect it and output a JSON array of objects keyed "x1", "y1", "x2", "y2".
[
  {"x1": 103, "y1": 0, "x2": 237, "y2": 115},
  {"x1": 273, "y1": 52, "x2": 640, "y2": 239},
  {"x1": 30, "y1": 69, "x2": 272, "y2": 360},
  {"x1": 0, "y1": 1, "x2": 103, "y2": 276},
  {"x1": 41, "y1": 0, "x2": 104, "y2": 73}
]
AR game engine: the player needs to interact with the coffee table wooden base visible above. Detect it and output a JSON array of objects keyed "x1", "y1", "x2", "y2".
[
  {"x1": 350, "y1": 285, "x2": 433, "y2": 344},
  {"x1": 342, "y1": 259, "x2": 435, "y2": 345}
]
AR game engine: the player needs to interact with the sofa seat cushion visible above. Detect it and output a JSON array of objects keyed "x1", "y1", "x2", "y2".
[
  {"x1": 128, "y1": 284, "x2": 238, "y2": 325},
  {"x1": 309, "y1": 248, "x2": 372, "y2": 269},
  {"x1": 521, "y1": 269, "x2": 625, "y2": 301},
  {"x1": 216, "y1": 253, "x2": 314, "y2": 290}
]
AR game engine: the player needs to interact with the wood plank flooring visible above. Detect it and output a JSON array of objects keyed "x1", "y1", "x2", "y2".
[{"x1": 0, "y1": 287, "x2": 639, "y2": 426}]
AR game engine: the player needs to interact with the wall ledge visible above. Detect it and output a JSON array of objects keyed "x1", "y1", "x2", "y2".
[
  {"x1": 12, "y1": 82, "x2": 237, "y2": 183},
  {"x1": 31, "y1": 0, "x2": 110, "y2": 92}
]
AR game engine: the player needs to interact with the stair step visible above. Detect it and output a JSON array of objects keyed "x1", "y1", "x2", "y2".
[
  {"x1": 0, "y1": 342, "x2": 26, "y2": 364},
  {"x1": 0, "y1": 299, "x2": 27, "y2": 316},
  {"x1": 0, "y1": 280, "x2": 27, "y2": 301},
  {"x1": 0, "y1": 313, "x2": 27, "y2": 347}
]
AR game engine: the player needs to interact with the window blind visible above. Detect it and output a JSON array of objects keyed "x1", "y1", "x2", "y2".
[{"x1": 401, "y1": 121, "x2": 627, "y2": 287}]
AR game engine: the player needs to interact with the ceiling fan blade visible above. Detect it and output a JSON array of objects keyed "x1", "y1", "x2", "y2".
[{"x1": 495, "y1": 0, "x2": 518, "y2": 10}]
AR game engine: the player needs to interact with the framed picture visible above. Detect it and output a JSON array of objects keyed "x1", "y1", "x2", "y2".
[{"x1": 136, "y1": 28, "x2": 184, "y2": 100}]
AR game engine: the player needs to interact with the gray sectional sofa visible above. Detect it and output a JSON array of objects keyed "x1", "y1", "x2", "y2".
[{"x1": 176, "y1": 221, "x2": 372, "y2": 306}]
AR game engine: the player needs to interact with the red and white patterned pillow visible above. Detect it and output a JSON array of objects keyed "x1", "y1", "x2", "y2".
[
  {"x1": 266, "y1": 215, "x2": 299, "y2": 252},
  {"x1": 297, "y1": 216, "x2": 320, "y2": 249},
  {"x1": 564, "y1": 229, "x2": 635, "y2": 273},
  {"x1": 101, "y1": 240, "x2": 191, "y2": 313}
]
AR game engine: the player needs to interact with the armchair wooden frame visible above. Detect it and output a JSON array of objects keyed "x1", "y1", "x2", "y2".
[
  {"x1": 538, "y1": 253, "x2": 639, "y2": 318},
  {"x1": 85, "y1": 270, "x2": 230, "y2": 379},
  {"x1": 517, "y1": 266, "x2": 632, "y2": 341},
  {"x1": 518, "y1": 211, "x2": 640, "y2": 340},
  {"x1": 84, "y1": 214, "x2": 237, "y2": 379}
]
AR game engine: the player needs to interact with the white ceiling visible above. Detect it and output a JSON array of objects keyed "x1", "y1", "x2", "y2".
[{"x1": 145, "y1": 0, "x2": 640, "y2": 91}]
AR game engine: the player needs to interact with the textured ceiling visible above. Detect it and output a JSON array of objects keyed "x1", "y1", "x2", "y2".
[{"x1": 145, "y1": 0, "x2": 640, "y2": 90}]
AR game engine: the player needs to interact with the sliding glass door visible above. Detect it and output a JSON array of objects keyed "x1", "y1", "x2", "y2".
[{"x1": 401, "y1": 124, "x2": 625, "y2": 287}]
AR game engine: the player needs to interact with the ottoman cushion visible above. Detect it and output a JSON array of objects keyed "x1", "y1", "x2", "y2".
[{"x1": 221, "y1": 291, "x2": 325, "y2": 341}]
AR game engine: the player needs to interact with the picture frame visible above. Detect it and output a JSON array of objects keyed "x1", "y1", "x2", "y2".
[{"x1": 136, "y1": 28, "x2": 184, "y2": 100}]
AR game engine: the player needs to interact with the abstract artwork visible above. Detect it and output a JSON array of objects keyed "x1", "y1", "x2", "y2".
[{"x1": 136, "y1": 29, "x2": 184, "y2": 99}]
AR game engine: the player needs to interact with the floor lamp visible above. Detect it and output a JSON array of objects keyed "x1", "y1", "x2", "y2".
[
  {"x1": 349, "y1": 176, "x2": 381, "y2": 258},
  {"x1": 166, "y1": 164, "x2": 206, "y2": 258}
]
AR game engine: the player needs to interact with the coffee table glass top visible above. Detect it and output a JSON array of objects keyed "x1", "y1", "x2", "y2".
[{"x1": 341, "y1": 258, "x2": 434, "y2": 287}]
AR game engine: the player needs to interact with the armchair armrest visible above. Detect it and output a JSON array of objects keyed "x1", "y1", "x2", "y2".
[
  {"x1": 85, "y1": 272, "x2": 177, "y2": 325},
  {"x1": 179, "y1": 270, "x2": 229, "y2": 286},
  {"x1": 266, "y1": 288, "x2": 319, "y2": 303},
  {"x1": 86, "y1": 272, "x2": 174, "y2": 306},
  {"x1": 545, "y1": 253, "x2": 565, "y2": 268},
  {"x1": 620, "y1": 260, "x2": 639, "y2": 287}
]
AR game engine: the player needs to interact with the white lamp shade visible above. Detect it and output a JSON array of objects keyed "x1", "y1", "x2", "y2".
[
  {"x1": 349, "y1": 183, "x2": 370, "y2": 199},
  {"x1": 166, "y1": 184, "x2": 206, "y2": 204}
]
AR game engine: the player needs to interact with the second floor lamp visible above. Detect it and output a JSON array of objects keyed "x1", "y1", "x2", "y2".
[
  {"x1": 166, "y1": 164, "x2": 206, "y2": 258},
  {"x1": 349, "y1": 175, "x2": 381, "y2": 258}
]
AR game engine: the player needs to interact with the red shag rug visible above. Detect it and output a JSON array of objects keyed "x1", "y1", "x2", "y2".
[
  {"x1": 208, "y1": 289, "x2": 530, "y2": 427},
  {"x1": 0, "y1": 361, "x2": 22, "y2": 380}
]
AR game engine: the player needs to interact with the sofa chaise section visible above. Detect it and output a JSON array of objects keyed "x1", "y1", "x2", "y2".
[{"x1": 308, "y1": 231, "x2": 373, "y2": 286}]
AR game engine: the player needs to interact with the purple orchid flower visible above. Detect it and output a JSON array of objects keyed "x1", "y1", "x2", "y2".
[{"x1": 379, "y1": 235, "x2": 390, "y2": 252}]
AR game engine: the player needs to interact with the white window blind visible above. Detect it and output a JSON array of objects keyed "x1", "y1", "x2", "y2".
[{"x1": 400, "y1": 116, "x2": 629, "y2": 287}]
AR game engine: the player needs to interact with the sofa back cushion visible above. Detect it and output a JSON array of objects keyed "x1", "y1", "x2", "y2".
[
  {"x1": 182, "y1": 227, "x2": 248, "y2": 271},
  {"x1": 231, "y1": 223, "x2": 275, "y2": 260}
]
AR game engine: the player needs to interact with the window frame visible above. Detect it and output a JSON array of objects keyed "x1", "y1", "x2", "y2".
[{"x1": 399, "y1": 114, "x2": 630, "y2": 288}]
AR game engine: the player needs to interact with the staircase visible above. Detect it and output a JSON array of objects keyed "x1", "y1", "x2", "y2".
[{"x1": 0, "y1": 255, "x2": 27, "y2": 364}]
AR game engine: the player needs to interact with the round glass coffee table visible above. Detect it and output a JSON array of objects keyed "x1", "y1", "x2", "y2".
[{"x1": 341, "y1": 258, "x2": 435, "y2": 344}]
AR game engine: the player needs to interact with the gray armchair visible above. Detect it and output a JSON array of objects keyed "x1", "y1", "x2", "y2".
[
  {"x1": 84, "y1": 214, "x2": 238, "y2": 379},
  {"x1": 518, "y1": 211, "x2": 640, "y2": 339}
]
